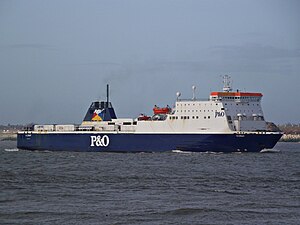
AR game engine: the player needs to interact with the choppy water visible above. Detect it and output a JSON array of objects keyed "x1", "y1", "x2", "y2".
[{"x1": 0, "y1": 141, "x2": 299, "y2": 225}]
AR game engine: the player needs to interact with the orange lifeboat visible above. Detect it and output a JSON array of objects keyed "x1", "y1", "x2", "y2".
[
  {"x1": 138, "y1": 114, "x2": 151, "y2": 121},
  {"x1": 153, "y1": 105, "x2": 171, "y2": 115}
]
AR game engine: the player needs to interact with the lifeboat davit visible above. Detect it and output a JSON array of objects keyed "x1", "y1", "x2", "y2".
[{"x1": 153, "y1": 106, "x2": 171, "y2": 115}]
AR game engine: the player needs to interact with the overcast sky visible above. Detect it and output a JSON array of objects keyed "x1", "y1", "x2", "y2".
[{"x1": 0, "y1": 0, "x2": 299, "y2": 124}]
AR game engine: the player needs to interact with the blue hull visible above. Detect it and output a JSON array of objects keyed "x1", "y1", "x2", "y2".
[{"x1": 17, "y1": 132, "x2": 282, "y2": 153}]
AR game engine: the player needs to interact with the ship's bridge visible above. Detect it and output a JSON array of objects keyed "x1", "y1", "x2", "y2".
[{"x1": 210, "y1": 92, "x2": 263, "y2": 102}]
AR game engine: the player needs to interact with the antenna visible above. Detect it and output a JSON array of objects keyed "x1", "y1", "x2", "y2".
[
  {"x1": 222, "y1": 75, "x2": 232, "y2": 92},
  {"x1": 192, "y1": 85, "x2": 196, "y2": 100},
  {"x1": 176, "y1": 92, "x2": 181, "y2": 101},
  {"x1": 106, "y1": 84, "x2": 109, "y2": 106}
]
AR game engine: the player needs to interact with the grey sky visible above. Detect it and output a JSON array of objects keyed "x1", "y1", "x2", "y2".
[{"x1": 0, "y1": 0, "x2": 299, "y2": 124}]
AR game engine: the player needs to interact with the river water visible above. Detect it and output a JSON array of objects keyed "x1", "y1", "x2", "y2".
[{"x1": 0, "y1": 141, "x2": 299, "y2": 224}]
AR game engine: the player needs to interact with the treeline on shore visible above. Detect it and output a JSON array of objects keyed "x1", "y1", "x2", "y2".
[
  {"x1": 278, "y1": 124, "x2": 300, "y2": 135},
  {"x1": 277, "y1": 123, "x2": 300, "y2": 142}
]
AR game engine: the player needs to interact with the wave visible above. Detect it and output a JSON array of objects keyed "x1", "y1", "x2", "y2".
[
  {"x1": 260, "y1": 149, "x2": 281, "y2": 153},
  {"x1": 4, "y1": 148, "x2": 19, "y2": 152},
  {"x1": 172, "y1": 150, "x2": 193, "y2": 154},
  {"x1": 172, "y1": 150, "x2": 224, "y2": 154}
]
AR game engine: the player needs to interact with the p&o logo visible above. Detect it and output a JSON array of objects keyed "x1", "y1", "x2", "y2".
[
  {"x1": 90, "y1": 135, "x2": 110, "y2": 147},
  {"x1": 215, "y1": 111, "x2": 225, "y2": 118}
]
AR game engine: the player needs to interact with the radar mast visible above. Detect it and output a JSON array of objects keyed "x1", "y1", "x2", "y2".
[{"x1": 222, "y1": 75, "x2": 232, "y2": 92}]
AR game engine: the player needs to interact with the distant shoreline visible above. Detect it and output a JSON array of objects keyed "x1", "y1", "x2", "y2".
[
  {"x1": 1, "y1": 132, "x2": 299, "y2": 143},
  {"x1": 0, "y1": 132, "x2": 17, "y2": 141},
  {"x1": 280, "y1": 134, "x2": 300, "y2": 142}
]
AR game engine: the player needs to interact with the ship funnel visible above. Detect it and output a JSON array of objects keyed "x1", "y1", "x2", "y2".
[{"x1": 82, "y1": 84, "x2": 117, "y2": 122}]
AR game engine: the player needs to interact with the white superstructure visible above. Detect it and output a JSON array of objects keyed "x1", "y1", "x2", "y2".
[{"x1": 77, "y1": 76, "x2": 267, "y2": 134}]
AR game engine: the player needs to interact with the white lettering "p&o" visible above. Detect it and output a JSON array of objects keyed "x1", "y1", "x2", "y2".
[{"x1": 90, "y1": 135, "x2": 110, "y2": 147}]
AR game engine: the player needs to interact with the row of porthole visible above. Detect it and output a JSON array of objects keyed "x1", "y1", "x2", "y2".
[
  {"x1": 177, "y1": 103, "x2": 219, "y2": 107},
  {"x1": 177, "y1": 109, "x2": 218, "y2": 113},
  {"x1": 225, "y1": 103, "x2": 260, "y2": 106},
  {"x1": 234, "y1": 110, "x2": 262, "y2": 113},
  {"x1": 169, "y1": 116, "x2": 211, "y2": 120},
  {"x1": 177, "y1": 103, "x2": 213, "y2": 106}
]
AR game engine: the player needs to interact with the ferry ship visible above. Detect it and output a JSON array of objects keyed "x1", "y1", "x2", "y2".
[{"x1": 17, "y1": 76, "x2": 282, "y2": 152}]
